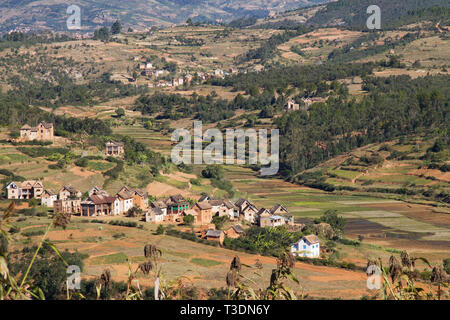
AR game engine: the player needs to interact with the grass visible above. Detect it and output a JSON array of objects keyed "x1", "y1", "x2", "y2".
[
  {"x1": 190, "y1": 258, "x2": 222, "y2": 267},
  {"x1": 90, "y1": 253, "x2": 129, "y2": 265},
  {"x1": 87, "y1": 160, "x2": 115, "y2": 172}
]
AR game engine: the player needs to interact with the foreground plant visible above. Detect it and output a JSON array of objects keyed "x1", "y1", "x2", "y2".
[
  {"x1": 0, "y1": 202, "x2": 71, "y2": 300},
  {"x1": 374, "y1": 251, "x2": 449, "y2": 300},
  {"x1": 226, "y1": 251, "x2": 304, "y2": 300}
]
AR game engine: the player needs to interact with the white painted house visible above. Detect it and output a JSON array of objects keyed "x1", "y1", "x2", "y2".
[
  {"x1": 115, "y1": 189, "x2": 134, "y2": 214},
  {"x1": 41, "y1": 189, "x2": 58, "y2": 207},
  {"x1": 145, "y1": 207, "x2": 165, "y2": 223},
  {"x1": 291, "y1": 235, "x2": 320, "y2": 258},
  {"x1": 113, "y1": 197, "x2": 122, "y2": 216}
]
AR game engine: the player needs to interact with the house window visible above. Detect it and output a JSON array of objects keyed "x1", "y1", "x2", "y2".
[{"x1": 303, "y1": 245, "x2": 306, "y2": 249}]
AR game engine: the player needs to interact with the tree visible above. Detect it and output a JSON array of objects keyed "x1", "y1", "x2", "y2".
[
  {"x1": 126, "y1": 206, "x2": 142, "y2": 217},
  {"x1": 186, "y1": 18, "x2": 193, "y2": 26},
  {"x1": 93, "y1": 27, "x2": 110, "y2": 40},
  {"x1": 156, "y1": 224, "x2": 165, "y2": 235},
  {"x1": 201, "y1": 164, "x2": 224, "y2": 179},
  {"x1": 316, "y1": 210, "x2": 346, "y2": 236},
  {"x1": 183, "y1": 214, "x2": 194, "y2": 226},
  {"x1": 9, "y1": 244, "x2": 86, "y2": 299},
  {"x1": 115, "y1": 108, "x2": 125, "y2": 118},
  {"x1": 111, "y1": 20, "x2": 122, "y2": 35},
  {"x1": 212, "y1": 215, "x2": 228, "y2": 230}
]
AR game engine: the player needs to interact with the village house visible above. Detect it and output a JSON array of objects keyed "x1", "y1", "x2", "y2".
[
  {"x1": 59, "y1": 185, "x2": 82, "y2": 200},
  {"x1": 193, "y1": 202, "x2": 213, "y2": 225},
  {"x1": 184, "y1": 74, "x2": 194, "y2": 84},
  {"x1": 118, "y1": 186, "x2": 148, "y2": 210},
  {"x1": 257, "y1": 208, "x2": 273, "y2": 227},
  {"x1": 291, "y1": 235, "x2": 320, "y2": 258},
  {"x1": 105, "y1": 141, "x2": 124, "y2": 157},
  {"x1": 214, "y1": 69, "x2": 224, "y2": 78},
  {"x1": 166, "y1": 194, "x2": 189, "y2": 214},
  {"x1": 221, "y1": 200, "x2": 239, "y2": 220},
  {"x1": 41, "y1": 189, "x2": 58, "y2": 207},
  {"x1": 54, "y1": 199, "x2": 81, "y2": 215},
  {"x1": 143, "y1": 69, "x2": 154, "y2": 77},
  {"x1": 270, "y1": 204, "x2": 294, "y2": 225},
  {"x1": 81, "y1": 194, "x2": 116, "y2": 216},
  {"x1": 154, "y1": 69, "x2": 166, "y2": 77},
  {"x1": 88, "y1": 186, "x2": 109, "y2": 197},
  {"x1": 182, "y1": 208, "x2": 198, "y2": 224},
  {"x1": 145, "y1": 207, "x2": 165, "y2": 223},
  {"x1": 224, "y1": 225, "x2": 245, "y2": 239},
  {"x1": 207, "y1": 199, "x2": 224, "y2": 215},
  {"x1": 240, "y1": 203, "x2": 259, "y2": 223},
  {"x1": 171, "y1": 77, "x2": 184, "y2": 87},
  {"x1": 203, "y1": 229, "x2": 224, "y2": 245},
  {"x1": 285, "y1": 99, "x2": 300, "y2": 112},
  {"x1": 20, "y1": 121, "x2": 54, "y2": 141},
  {"x1": 150, "y1": 200, "x2": 168, "y2": 215},
  {"x1": 301, "y1": 96, "x2": 329, "y2": 107},
  {"x1": 235, "y1": 198, "x2": 252, "y2": 214},
  {"x1": 114, "y1": 188, "x2": 133, "y2": 215},
  {"x1": 270, "y1": 204, "x2": 289, "y2": 215},
  {"x1": 6, "y1": 180, "x2": 44, "y2": 199}
]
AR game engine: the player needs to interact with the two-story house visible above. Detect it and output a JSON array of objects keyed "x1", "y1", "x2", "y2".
[
  {"x1": 59, "y1": 185, "x2": 82, "y2": 200},
  {"x1": 41, "y1": 189, "x2": 58, "y2": 207},
  {"x1": 291, "y1": 235, "x2": 320, "y2": 258},
  {"x1": 6, "y1": 180, "x2": 44, "y2": 199}
]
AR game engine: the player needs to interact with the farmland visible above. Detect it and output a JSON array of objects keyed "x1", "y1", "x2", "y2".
[{"x1": 0, "y1": 0, "x2": 449, "y2": 300}]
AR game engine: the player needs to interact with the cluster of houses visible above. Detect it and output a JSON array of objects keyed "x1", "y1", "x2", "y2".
[
  {"x1": 133, "y1": 56, "x2": 241, "y2": 88},
  {"x1": 5, "y1": 181, "x2": 320, "y2": 257},
  {"x1": 6, "y1": 182, "x2": 147, "y2": 216},
  {"x1": 145, "y1": 194, "x2": 294, "y2": 229}
]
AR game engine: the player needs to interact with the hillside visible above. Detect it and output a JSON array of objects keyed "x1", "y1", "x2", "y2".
[
  {"x1": 0, "y1": 0, "x2": 330, "y2": 32},
  {"x1": 247, "y1": 0, "x2": 450, "y2": 30},
  {"x1": 0, "y1": 5, "x2": 448, "y2": 300}
]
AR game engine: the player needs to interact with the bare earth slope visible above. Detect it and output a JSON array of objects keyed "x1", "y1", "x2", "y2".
[{"x1": 0, "y1": 0, "x2": 330, "y2": 32}]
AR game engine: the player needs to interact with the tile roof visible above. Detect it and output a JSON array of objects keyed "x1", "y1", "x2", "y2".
[
  {"x1": 196, "y1": 202, "x2": 212, "y2": 210},
  {"x1": 89, "y1": 194, "x2": 116, "y2": 205},
  {"x1": 223, "y1": 200, "x2": 237, "y2": 210},
  {"x1": 198, "y1": 194, "x2": 211, "y2": 202},
  {"x1": 231, "y1": 225, "x2": 244, "y2": 234},
  {"x1": 303, "y1": 235, "x2": 319, "y2": 245},
  {"x1": 270, "y1": 204, "x2": 288, "y2": 214},
  {"x1": 208, "y1": 199, "x2": 223, "y2": 206},
  {"x1": 205, "y1": 229, "x2": 223, "y2": 238},
  {"x1": 152, "y1": 200, "x2": 167, "y2": 209}
]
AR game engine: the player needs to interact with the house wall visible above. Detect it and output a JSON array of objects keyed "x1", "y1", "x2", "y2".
[
  {"x1": 225, "y1": 228, "x2": 240, "y2": 239},
  {"x1": 291, "y1": 240, "x2": 320, "y2": 258},
  {"x1": 59, "y1": 190, "x2": 71, "y2": 200},
  {"x1": 133, "y1": 195, "x2": 147, "y2": 210},
  {"x1": 123, "y1": 198, "x2": 133, "y2": 212},
  {"x1": 41, "y1": 195, "x2": 57, "y2": 207},
  {"x1": 6, "y1": 185, "x2": 19, "y2": 199}
]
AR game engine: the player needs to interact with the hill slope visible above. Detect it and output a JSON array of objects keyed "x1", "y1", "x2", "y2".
[
  {"x1": 305, "y1": 0, "x2": 449, "y2": 29},
  {"x1": 0, "y1": 0, "x2": 330, "y2": 32}
]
